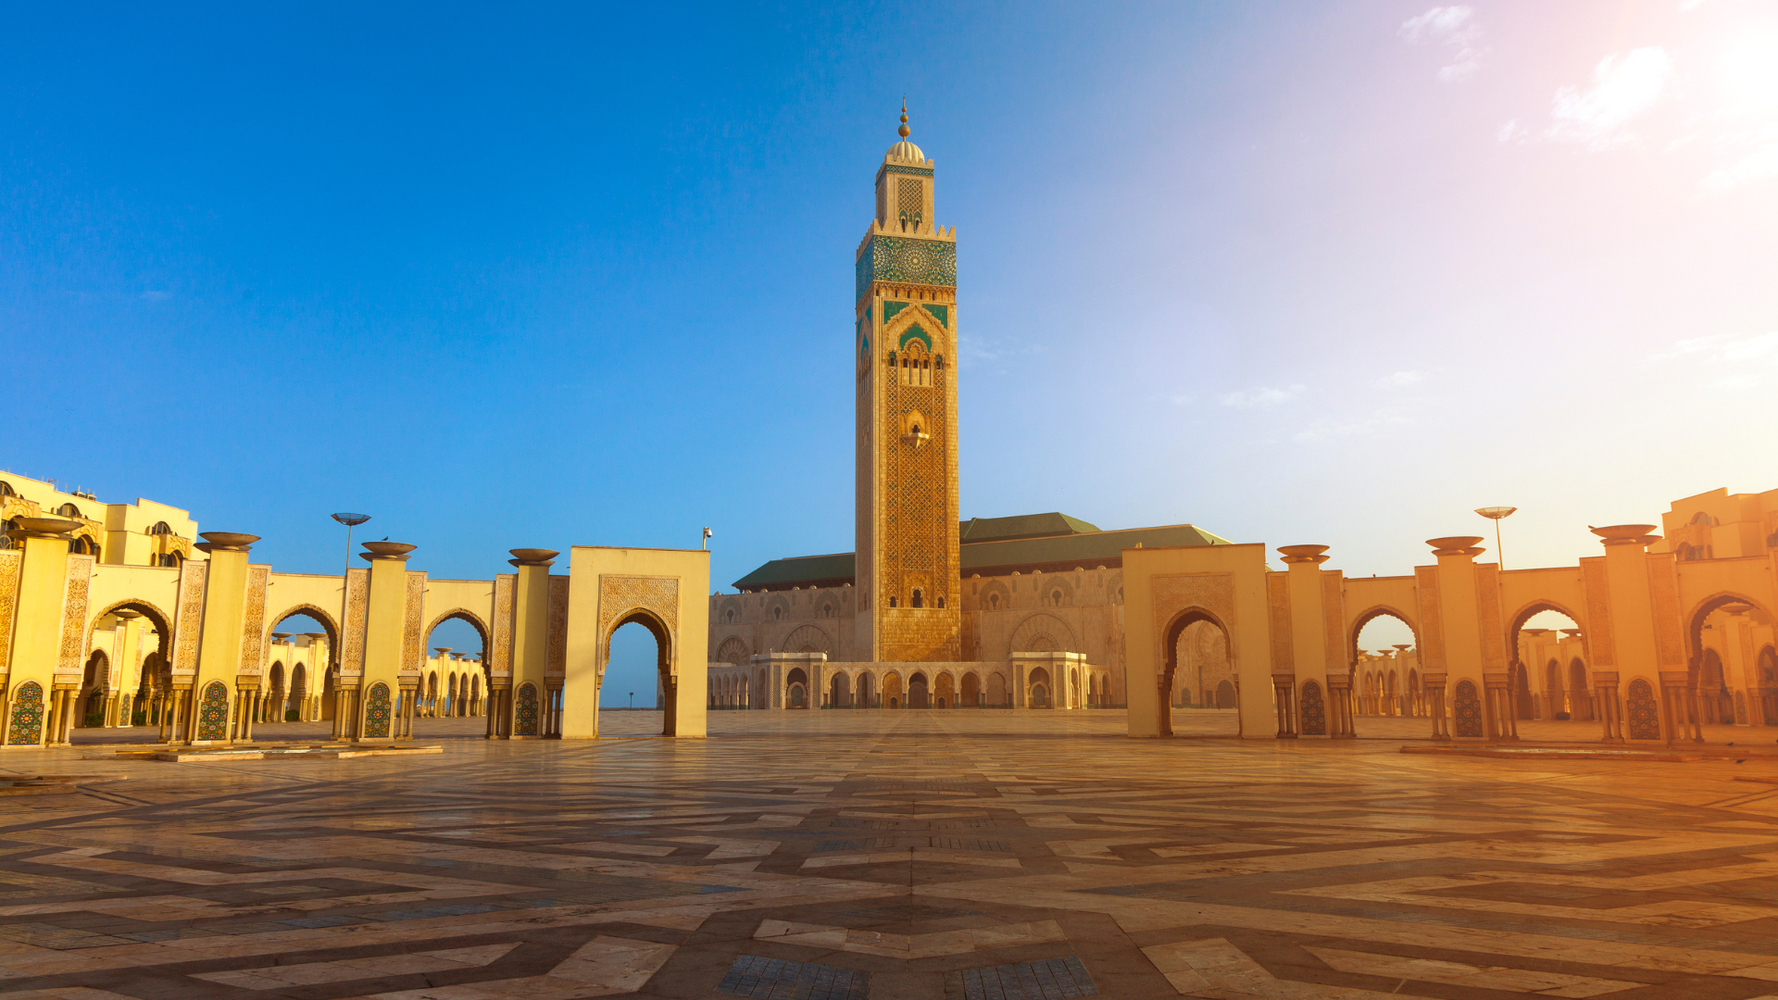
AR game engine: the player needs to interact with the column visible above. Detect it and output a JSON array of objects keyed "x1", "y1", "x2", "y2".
[
  {"x1": 2, "y1": 517, "x2": 87, "y2": 748},
  {"x1": 506, "y1": 549, "x2": 556, "y2": 739},
  {"x1": 1426, "y1": 537, "x2": 1488, "y2": 739},
  {"x1": 1425, "y1": 674, "x2": 1449, "y2": 740},
  {"x1": 1278, "y1": 545, "x2": 1336, "y2": 736},
  {"x1": 188, "y1": 531, "x2": 262, "y2": 744},
  {"x1": 1272, "y1": 675, "x2": 1298, "y2": 737}
]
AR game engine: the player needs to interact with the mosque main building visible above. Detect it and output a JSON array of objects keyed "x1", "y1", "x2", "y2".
[{"x1": 704, "y1": 111, "x2": 1237, "y2": 712}]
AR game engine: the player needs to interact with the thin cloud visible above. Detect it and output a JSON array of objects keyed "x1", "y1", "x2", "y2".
[
  {"x1": 1547, "y1": 47, "x2": 1673, "y2": 150},
  {"x1": 1219, "y1": 385, "x2": 1304, "y2": 408},
  {"x1": 1371, "y1": 370, "x2": 1427, "y2": 387},
  {"x1": 1292, "y1": 408, "x2": 1412, "y2": 443},
  {"x1": 1648, "y1": 331, "x2": 1778, "y2": 388},
  {"x1": 1399, "y1": 6, "x2": 1486, "y2": 82}
]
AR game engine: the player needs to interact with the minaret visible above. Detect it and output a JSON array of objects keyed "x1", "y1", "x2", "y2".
[{"x1": 854, "y1": 105, "x2": 961, "y2": 663}]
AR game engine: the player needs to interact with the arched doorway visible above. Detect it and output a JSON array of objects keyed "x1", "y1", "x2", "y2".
[
  {"x1": 1688, "y1": 595, "x2": 1775, "y2": 728},
  {"x1": 883, "y1": 672, "x2": 903, "y2": 709},
  {"x1": 1505, "y1": 603, "x2": 1584, "y2": 724},
  {"x1": 87, "y1": 599, "x2": 175, "y2": 727},
  {"x1": 1161, "y1": 608, "x2": 1235, "y2": 736},
  {"x1": 961, "y1": 672, "x2": 980, "y2": 707},
  {"x1": 935, "y1": 672, "x2": 953, "y2": 708},
  {"x1": 1171, "y1": 618, "x2": 1231, "y2": 709},
  {"x1": 786, "y1": 668, "x2": 808, "y2": 709},
  {"x1": 1759, "y1": 646, "x2": 1778, "y2": 726},
  {"x1": 264, "y1": 661, "x2": 286, "y2": 725},
  {"x1": 1214, "y1": 679, "x2": 1236, "y2": 709},
  {"x1": 908, "y1": 672, "x2": 929, "y2": 709},
  {"x1": 78, "y1": 650, "x2": 109, "y2": 728},
  {"x1": 1351, "y1": 607, "x2": 1418, "y2": 718},
  {"x1": 1028, "y1": 667, "x2": 1051, "y2": 708},
  {"x1": 269, "y1": 608, "x2": 340, "y2": 723},
  {"x1": 830, "y1": 671, "x2": 851, "y2": 708},
  {"x1": 857, "y1": 671, "x2": 876, "y2": 708},
  {"x1": 987, "y1": 670, "x2": 1007, "y2": 707},
  {"x1": 1568, "y1": 659, "x2": 1593, "y2": 720},
  {"x1": 605, "y1": 611, "x2": 676, "y2": 735},
  {"x1": 288, "y1": 662, "x2": 308, "y2": 722},
  {"x1": 1699, "y1": 649, "x2": 1729, "y2": 724},
  {"x1": 422, "y1": 610, "x2": 489, "y2": 726}
]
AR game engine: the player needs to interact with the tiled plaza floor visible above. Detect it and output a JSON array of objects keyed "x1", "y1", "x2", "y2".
[{"x1": 5, "y1": 711, "x2": 1778, "y2": 999}]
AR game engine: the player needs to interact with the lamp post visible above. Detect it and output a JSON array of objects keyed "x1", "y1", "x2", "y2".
[
  {"x1": 330, "y1": 511, "x2": 371, "y2": 616},
  {"x1": 701, "y1": 527, "x2": 712, "y2": 551},
  {"x1": 1475, "y1": 506, "x2": 1517, "y2": 571}
]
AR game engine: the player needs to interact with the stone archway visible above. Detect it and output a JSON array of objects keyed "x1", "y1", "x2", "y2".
[
  {"x1": 1159, "y1": 607, "x2": 1234, "y2": 738},
  {"x1": 1007, "y1": 612, "x2": 1080, "y2": 657}
]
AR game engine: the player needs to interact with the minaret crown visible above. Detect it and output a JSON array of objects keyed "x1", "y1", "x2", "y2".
[{"x1": 885, "y1": 102, "x2": 925, "y2": 163}]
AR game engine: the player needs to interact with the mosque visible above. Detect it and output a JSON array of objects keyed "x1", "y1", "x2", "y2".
[
  {"x1": 704, "y1": 107, "x2": 1238, "y2": 714},
  {"x1": 2, "y1": 111, "x2": 1776, "y2": 748}
]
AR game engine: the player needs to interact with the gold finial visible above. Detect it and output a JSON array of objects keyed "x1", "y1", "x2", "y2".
[{"x1": 898, "y1": 100, "x2": 910, "y2": 139}]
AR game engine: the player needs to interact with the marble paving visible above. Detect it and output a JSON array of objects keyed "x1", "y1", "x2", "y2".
[{"x1": 3, "y1": 710, "x2": 1778, "y2": 999}]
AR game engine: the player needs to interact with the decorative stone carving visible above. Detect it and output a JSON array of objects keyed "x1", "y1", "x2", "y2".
[
  {"x1": 489, "y1": 575, "x2": 515, "y2": 684},
  {"x1": 237, "y1": 565, "x2": 270, "y2": 678},
  {"x1": 599, "y1": 575, "x2": 680, "y2": 673},
  {"x1": 1581, "y1": 559, "x2": 1617, "y2": 668},
  {"x1": 547, "y1": 576, "x2": 569, "y2": 678},
  {"x1": 172, "y1": 562, "x2": 209, "y2": 679},
  {"x1": 339, "y1": 567, "x2": 370, "y2": 678},
  {"x1": 55, "y1": 554, "x2": 94, "y2": 680},
  {"x1": 1151, "y1": 572, "x2": 1239, "y2": 672},
  {"x1": 400, "y1": 571, "x2": 426, "y2": 676},
  {"x1": 0, "y1": 550, "x2": 20, "y2": 680}
]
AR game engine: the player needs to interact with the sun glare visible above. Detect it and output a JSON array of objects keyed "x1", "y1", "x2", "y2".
[{"x1": 1716, "y1": 30, "x2": 1778, "y2": 111}]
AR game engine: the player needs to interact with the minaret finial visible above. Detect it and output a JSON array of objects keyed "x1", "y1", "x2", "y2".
[{"x1": 898, "y1": 100, "x2": 910, "y2": 139}]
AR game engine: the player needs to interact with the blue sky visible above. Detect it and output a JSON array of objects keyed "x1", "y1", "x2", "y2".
[{"x1": 5, "y1": 3, "x2": 1775, "y2": 699}]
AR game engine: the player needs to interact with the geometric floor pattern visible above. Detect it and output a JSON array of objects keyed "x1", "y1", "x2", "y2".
[{"x1": 1, "y1": 710, "x2": 1777, "y2": 998}]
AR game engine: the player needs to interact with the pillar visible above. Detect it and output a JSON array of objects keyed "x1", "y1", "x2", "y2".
[
  {"x1": 1, "y1": 518, "x2": 88, "y2": 749},
  {"x1": 1272, "y1": 674, "x2": 1298, "y2": 737},
  {"x1": 1278, "y1": 545, "x2": 1337, "y2": 736},
  {"x1": 1425, "y1": 673, "x2": 1449, "y2": 740},
  {"x1": 186, "y1": 532, "x2": 260, "y2": 744},
  {"x1": 1427, "y1": 537, "x2": 1489, "y2": 739},
  {"x1": 357, "y1": 541, "x2": 418, "y2": 741},
  {"x1": 506, "y1": 549, "x2": 556, "y2": 739}
]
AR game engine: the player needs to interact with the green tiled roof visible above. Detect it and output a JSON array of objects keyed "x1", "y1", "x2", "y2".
[
  {"x1": 960, "y1": 523, "x2": 1229, "y2": 576},
  {"x1": 731, "y1": 552, "x2": 856, "y2": 591},
  {"x1": 731, "y1": 514, "x2": 1231, "y2": 591},
  {"x1": 959, "y1": 512, "x2": 1100, "y2": 543}
]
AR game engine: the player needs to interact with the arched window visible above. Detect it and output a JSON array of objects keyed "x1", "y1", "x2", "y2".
[
  {"x1": 57, "y1": 503, "x2": 81, "y2": 518},
  {"x1": 1050, "y1": 589, "x2": 1063, "y2": 607},
  {"x1": 937, "y1": 596, "x2": 945, "y2": 608},
  {"x1": 1690, "y1": 511, "x2": 1718, "y2": 526},
  {"x1": 149, "y1": 521, "x2": 172, "y2": 536},
  {"x1": 821, "y1": 603, "x2": 833, "y2": 618},
  {"x1": 725, "y1": 609, "x2": 736, "y2": 623},
  {"x1": 0, "y1": 519, "x2": 16, "y2": 551},
  {"x1": 898, "y1": 341, "x2": 934, "y2": 387},
  {"x1": 772, "y1": 606, "x2": 782, "y2": 621},
  {"x1": 911, "y1": 589, "x2": 923, "y2": 608},
  {"x1": 889, "y1": 596, "x2": 898, "y2": 608},
  {"x1": 0, "y1": 481, "x2": 13, "y2": 497}
]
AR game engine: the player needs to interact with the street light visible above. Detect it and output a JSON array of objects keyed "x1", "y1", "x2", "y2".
[
  {"x1": 701, "y1": 527, "x2": 712, "y2": 551},
  {"x1": 629, "y1": 691, "x2": 634, "y2": 710},
  {"x1": 1475, "y1": 506, "x2": 1517, "y2": 571},
  {"x1": 331, "y1": 512, "x2": 371, "y2": 614}
]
